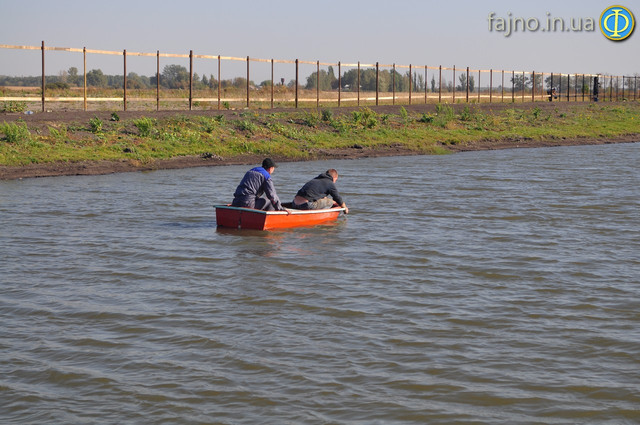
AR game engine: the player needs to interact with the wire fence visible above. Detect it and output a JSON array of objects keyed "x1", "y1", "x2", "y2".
[{"x1": 1, "y1": 41, "x2": 638, "y2": 112}]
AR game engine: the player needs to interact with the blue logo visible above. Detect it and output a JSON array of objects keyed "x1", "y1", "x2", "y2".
[{"x1": 600, "y1": 5, "x2": 635, "y2": 40}]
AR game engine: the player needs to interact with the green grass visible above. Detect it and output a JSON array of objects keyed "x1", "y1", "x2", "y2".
[{"x1": 1, "y1": 103, "x2": 640, "y2": 167}]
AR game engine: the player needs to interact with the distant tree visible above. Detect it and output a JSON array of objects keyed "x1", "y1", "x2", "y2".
[
  {"x1": 377, "y1": 70, "x2": 391, "y2": 92},
  {"x1": 431, "y1": 75, "x2": 436, "y2": 92},
  {"x1": 341, "y1": 69, "x2": 358, "y2": 90},
  {"x1": 68, "y1": 67, "x2": 80, "y2": 86},
  {"x1": 457, "y1": 73, "x2": 475, "y2": 92},
  {"x1": 305, "y1": 67, "x2": 338, "y2": 91},
  {"x1": 389, "y1": 69, "x2": 410, "y2": 92},
  {"x1": 415, "y1": 72, "x2": 425, "y2": 92},
  {"x1": 161, "y1": 64, "x2": 189, "y2": 89},
  {"x1": 126, "y1": 72, "x2": 145, "y2": 89},
  {"x1": 544, "y1": 74, "x2": 568, "y2": 91},
  {"x1": 86, "y1": 69, "x2": 107, "y2": 87},
  {"x1": 360, "y1": 68, "x2": 377, "y2": 91},
  {"x1": 511, "y1": 74, "x2": 528, "y2": 91},
  {"x1": 232, "y1": 77, "x2": 247, "y2": 89}
]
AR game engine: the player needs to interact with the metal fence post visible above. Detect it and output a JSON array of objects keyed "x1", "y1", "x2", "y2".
[
  {"x1": 83, "y1": 47, "x2": 87, "y2": 111},
  {"x1": 438, "y1": 65, "x2": 442, "y2": 103},
  {"x1": 393, "y1": 64, "x2": 396, "y2": 105},
  {"x1": 217, "y1": 55, "x2": 221, "y2": 110},
  {"x1": 123, "y1": 49, "x2": 127, "y2": 111},
  {"x1": 453, "y1": 65, "x2": 456, "y2": 103},
  {"x1": 317, "y1": 60, "x2": 320, "y2": 108},
  {"x1": 424, "y1": 65, "x2": 427, "y2": 104},
  {"x1": 532, "y1": 71, "x2": 535, "y2": 102},
  {"x1": 466, "y1": 66, "x2": 469, "y2": 102},
  {"x1": 338, "y1": 61, "x2": 341, "y2": 107},
  {"x1": 188, "y1": 50, "x2": 193, "y2": 111},
  {"x1": 41, "y1": 41, "x2": 45, "y2": 112},
  {"x1": 376, "y1": 62, "x2": 379, "y2": 106},
  {"x1": 156, "y1": 50, "x2": 160, "y2": 111},
  {"x1": 246, "y1": 56, "x2": 250, "y2": 108},
  {"x1": 357, "y1": 61, "x2": 360, "y2": 106},
  {"x1": 610, "y1": 76, "x2": 613, "y2": 101},
  {"x1": 409, "y1": 64, "x2": 413, "y2": 105},
  {"x1": 490, "y1": 69, "x2": 493, "y2": 103}
]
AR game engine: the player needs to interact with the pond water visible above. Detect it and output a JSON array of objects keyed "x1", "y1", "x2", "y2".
[{"x1": 1, "y1": 143, "x2": 639, "y2": 424}]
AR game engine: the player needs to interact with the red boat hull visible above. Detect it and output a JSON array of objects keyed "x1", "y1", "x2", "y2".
[{"x1": 215, "y1": 204, "x2": 345, "y2": 230}]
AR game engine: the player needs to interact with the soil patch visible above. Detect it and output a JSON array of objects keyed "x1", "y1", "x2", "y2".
[{"x1": 1, "y1": 102, "x2": 638, "y2": 180}]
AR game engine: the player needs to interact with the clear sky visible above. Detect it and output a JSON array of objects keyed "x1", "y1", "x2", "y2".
[{"x1": 1, "y1": 0, "x2": 638, "y2": 81}]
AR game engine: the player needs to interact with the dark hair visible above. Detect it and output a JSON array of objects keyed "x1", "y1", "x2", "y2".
[{"x1": 262, "y1": 158, "x2": 277, "y2": 169}]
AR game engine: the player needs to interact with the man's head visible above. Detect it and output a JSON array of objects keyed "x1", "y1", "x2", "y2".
[
  {"x1": 262, "y1": 158, "x2": 277, "y2": 173},
  {"x1": 327, "y1": 169, "x2": 338, "y2": 182}
]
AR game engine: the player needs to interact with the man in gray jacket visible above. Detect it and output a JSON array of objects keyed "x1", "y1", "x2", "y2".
[
  {"x1": 292, "y1": 169, "x2": 348, "y2": 213},
  {"x1": 232, "y1": 158, "x2": 288, "y2": 211}
]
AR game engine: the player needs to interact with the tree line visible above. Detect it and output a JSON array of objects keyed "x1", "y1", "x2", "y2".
[
  {"x1": 0, "y1": 65, "x2": 259, "y2": 90},
  {"x1": 1, "y1": 65, "x2": 633, "y2": 93},
  {"x1": 1, "y1": 64, "x2": 429, "y2": 92},
  {"x1": 305, "y1": 66, "x2": 427, "y2": 92}
]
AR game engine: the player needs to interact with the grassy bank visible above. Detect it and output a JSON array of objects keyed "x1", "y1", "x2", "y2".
[{"x1": 1, "y1": 102, "x2": 639, "y2": 168}]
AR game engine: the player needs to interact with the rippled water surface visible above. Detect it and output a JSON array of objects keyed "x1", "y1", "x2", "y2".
[{"x1": 2, "y1": 144, "x2": 639, "y2": 424}]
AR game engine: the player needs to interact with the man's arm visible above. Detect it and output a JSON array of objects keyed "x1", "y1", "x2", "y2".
[{"x1": 263, "y1": 178, "x2": 285, "y2": 211}]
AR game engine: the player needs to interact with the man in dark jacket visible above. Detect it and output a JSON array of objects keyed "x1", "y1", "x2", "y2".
[
  {"x1": 232, "y1": 158, "x2": 288, "y2": 211},
  {"x1": 292, "y1": 169, "x2": 348, "y2": 213}
]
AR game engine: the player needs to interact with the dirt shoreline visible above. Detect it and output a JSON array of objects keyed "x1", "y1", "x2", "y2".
[
  {"x1": 2, "y1": 135, "x2": 637, "y2": 180},
  {"x1": 1, "y1": 102, "x2": 638, "y2": 180}
]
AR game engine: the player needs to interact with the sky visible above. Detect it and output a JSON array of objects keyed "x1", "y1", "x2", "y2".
[{"x1": 1, "y1": 0, "x2": 638, "y2": 82}]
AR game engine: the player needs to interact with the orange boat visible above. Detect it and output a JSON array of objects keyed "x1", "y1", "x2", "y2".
[{"x1": 215, "y1": 203, "x2": 346, "y2": 230}]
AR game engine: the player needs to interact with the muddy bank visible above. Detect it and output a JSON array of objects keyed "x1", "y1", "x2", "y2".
[
  {"x1": 1, "y1": 102, "x2": 638, "y2": 180},
  {"x1": 2, "y1": 135, "x2": 637, "y2": 180}
]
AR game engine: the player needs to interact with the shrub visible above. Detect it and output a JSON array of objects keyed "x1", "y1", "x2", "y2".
[
  {"x1": 302, "y1": 112, "x2": 319, "y2": 127},
  {"x1": 133, "y1": 117, "x2": 156, "y2": 137},
  {"x1": 45, "y1": 81, "x2": 70, "y2": 90},
  {"x1": 353, "y1": 107, "x2": 378, "y2": 128},
  {"x1": 329, "y1": 117, "x2": 349, "y2": 133},
  {"x1": 399, "y1": 106, "x2": 409, "y2": 123},
  {"x1": 89, "y1": 116, "x2": 103, "y2": 133},
  {"x1": 0, "y1": 121, "x2": 32, "y2": 143},
  {"x1": 532, "y1": 107, "x2": 542, "y2": 120},
  {"x1": 0, "y1": 101, "x2": 28, "y2": 113},
  {"x1": 434, "y1": 104, "x2": 455, "y2": 128},
  {"x1": 419, "y1": 113, "x2": 434, "y2": 123},
  {"x1": 459, "y1": 105, "x2": 473, "y2": 121},
  {"x1": 48, "y1": 125, "x2": 68, "y2": 141},
  {"x1": 236, "y1": 120, "x2": 257, "y2": 133},
  {"x1": 321, "y1": 109, "x2": 333, "y2": 122}
]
